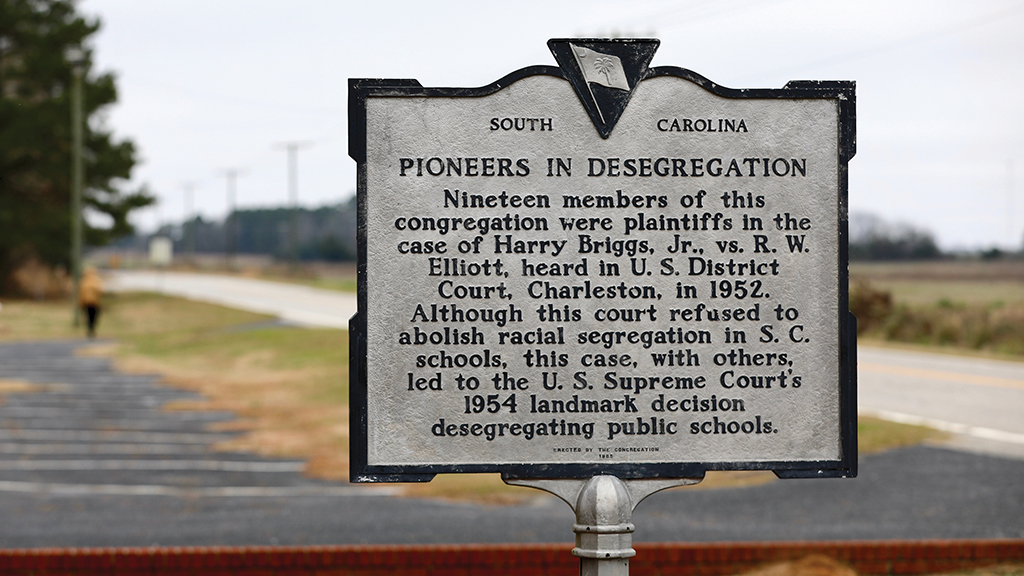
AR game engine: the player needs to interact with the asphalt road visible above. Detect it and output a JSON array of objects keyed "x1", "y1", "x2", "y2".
[
  {"x1": 0, "y1": 271, "x2": 1017, "y2": 547},
  {"x1": 106, "y1": 270, "x2": 357, "y2": 329},
  {"x1": 858, "y1": 346, "x2": 1024, "y2": 459},
  {"x1": 2, "y1": 445, "x2": 1023, "y2": 546}
]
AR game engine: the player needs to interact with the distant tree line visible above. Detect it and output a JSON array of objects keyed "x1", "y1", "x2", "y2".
[
  {"x1": 147, "y1": 197, "x2": 357, "y2": 262},
  {"x1": 849, "y1": 212, "x2": 942, "y2": 260}
]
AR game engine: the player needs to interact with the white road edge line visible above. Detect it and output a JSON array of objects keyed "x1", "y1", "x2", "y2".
[
  {"x1": 0, "y1": 480, "x2": 400, "y2": 497},
  {"x1": 864, "y1": 410, "x2": 1024, "y2": 445},
  {"x1": 0, "y1": 460, "x2": 306, "y2": 472}
]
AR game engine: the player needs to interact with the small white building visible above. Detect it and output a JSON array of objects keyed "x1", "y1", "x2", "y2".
[{"x1": 148, "y1": 236, "x2": 173, "y2": 266}]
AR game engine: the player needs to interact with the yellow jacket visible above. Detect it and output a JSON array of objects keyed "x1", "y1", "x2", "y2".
[{"x1": 78, "y1": 270, "x2": 103, "y2": 307}]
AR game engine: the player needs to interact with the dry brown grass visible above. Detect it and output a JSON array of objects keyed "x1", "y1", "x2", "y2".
[
  {"x1": 0, "y1": 299, "x2": 79, "y2": 341},
  {"x1": 8, "y1": 258, "x2": 71, "y2": 300},
  {"x1": 0, "y1": 378, "x2": 44, "y2": 407},
  {"x1": 739, "y1": 555, "x2": 857, "y2": 576},
  {"x1": 108, "y1": 326, "x2": 352, "y2": 482},
  {"x1": 0, "y1": 379, "x2": 42, "y2": 394},
  {"x1": 858, "y1": 415, "x2": 946, "y2": 454}
]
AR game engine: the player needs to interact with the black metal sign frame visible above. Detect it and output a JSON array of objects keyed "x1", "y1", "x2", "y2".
[{"x1": 349, "y1": 40, "x2": 856, "y2": 483}]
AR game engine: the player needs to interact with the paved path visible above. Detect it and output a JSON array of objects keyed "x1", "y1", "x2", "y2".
[
  {"x1": 106, "y1": 270, "x2": 356, "y2": 329},
  {"x1": 0, "y1": 341, "x2": 395, "y2": 502}
]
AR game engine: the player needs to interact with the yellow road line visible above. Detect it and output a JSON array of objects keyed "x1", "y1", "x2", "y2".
[{"x1": 859, "y1": 362, "x2": 1024, "y2": 391}]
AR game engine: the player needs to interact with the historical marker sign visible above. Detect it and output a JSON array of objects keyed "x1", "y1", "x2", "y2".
[{"x1": 349, "y1": 39, "x2": 856, "y2": 482}]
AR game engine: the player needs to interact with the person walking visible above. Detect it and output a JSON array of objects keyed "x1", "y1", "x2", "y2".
[{"x1": 78, "y1": 267, "x2": 103, "y2": 338}]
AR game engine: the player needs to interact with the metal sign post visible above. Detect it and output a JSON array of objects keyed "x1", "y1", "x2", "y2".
[
  {"x1": 349, "y1": 37, "x2": 856, "y2": 574},
  {"x1": 506, "y1": 475, "x2": 702, "y2": 575}
]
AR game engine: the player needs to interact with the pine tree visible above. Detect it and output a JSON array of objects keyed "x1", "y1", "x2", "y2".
[{"x1": 0, "y1": 0, "x2": 152, "y2": 294}]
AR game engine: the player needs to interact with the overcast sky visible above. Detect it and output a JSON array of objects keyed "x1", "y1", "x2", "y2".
[{"x1": 79, "y1": 0, "x2": 1024, "y2": 250}]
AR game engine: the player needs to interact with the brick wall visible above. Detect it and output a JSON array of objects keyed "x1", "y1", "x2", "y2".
[{"x1": 0, "y1": 540, "x2": 1020, "y2": 576}]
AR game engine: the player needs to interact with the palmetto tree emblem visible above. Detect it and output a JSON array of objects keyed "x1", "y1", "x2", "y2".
[{"x1": 593, "y1": 57, "x2": 617, "y2": 85}]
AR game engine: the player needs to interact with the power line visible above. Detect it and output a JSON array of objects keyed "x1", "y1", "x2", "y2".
[
  {"x1": 752, "y1": 3, "x2": 1024, "y2": 83},
  {"x1": 1009, "y1": 160, "x2": 1017, "y2": 249},
  {"x1": 121, "y1": 75, "x2": 345, "y2": 118}
]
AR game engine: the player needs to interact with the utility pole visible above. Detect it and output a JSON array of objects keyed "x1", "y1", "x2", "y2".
[
  {"x1": 274, "y1": 141, "x2": 312, "y2": 269},
  {"x1": 182, "y1": 182, "x2": 197, "y2": 265},
  {"x1": 1008, "y1": 160, "x2": 1016, "y2": 250},
  {"x1": 217, "y1": 169, "x2": 245, "y2": 269},
  {"x1": 68, "y1": 48, "x2": 85, "y2": 327}
]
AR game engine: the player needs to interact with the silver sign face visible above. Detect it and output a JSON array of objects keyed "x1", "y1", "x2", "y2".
[{"x1": 351, "y1": 41, "x2": 856, "y2": 481}]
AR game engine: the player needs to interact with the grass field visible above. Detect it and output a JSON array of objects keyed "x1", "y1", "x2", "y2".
[
  {"x1": 851, "y1": 260, "x2": 1024, "y2": 306},
  {"x1": 851, "y1": 260, "x2": 1024, "y2": 357}
]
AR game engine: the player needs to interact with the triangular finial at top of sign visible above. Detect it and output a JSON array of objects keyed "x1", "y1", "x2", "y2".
[{"x1": 548, "y1": 38, "x2": 660, "y2": 139}]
